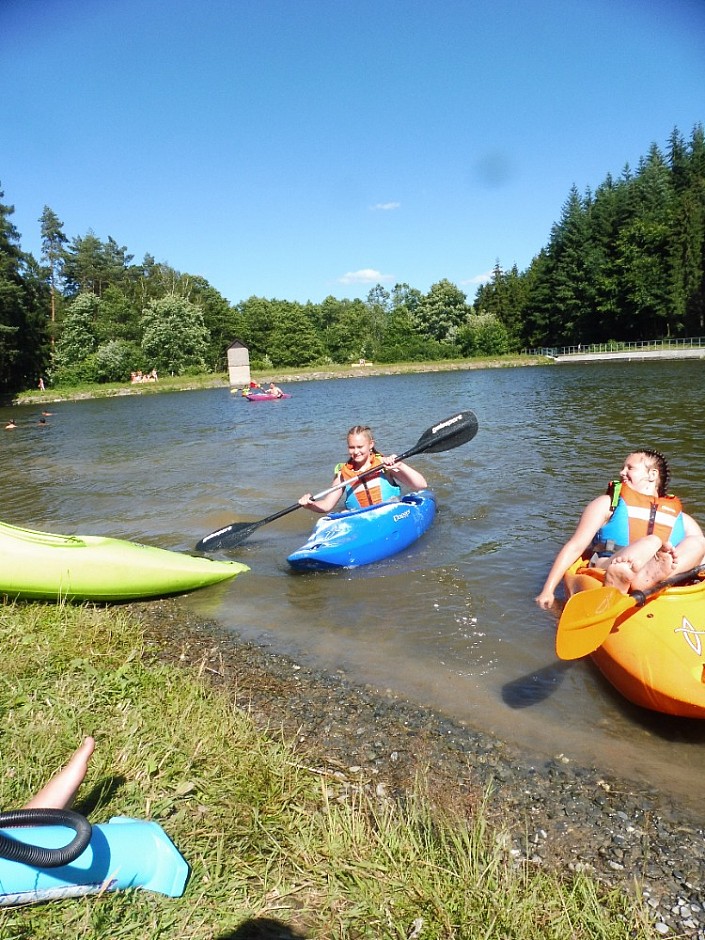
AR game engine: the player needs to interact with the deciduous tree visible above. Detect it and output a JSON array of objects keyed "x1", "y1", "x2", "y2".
[
  {"x1": 415, "y1": 279, "x2": 469, "y2": 343},
  {"x1": 140, "y1": 294, "x2": 209, "y2": 375}
]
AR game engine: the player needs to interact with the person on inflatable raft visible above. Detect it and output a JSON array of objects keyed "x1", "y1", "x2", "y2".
[
  {"x1": 535, "y1": 448, "x2": 705, "y2": 610},
  {"x1": 298, "y1": 424, "x2": 427, "y2": 514}
]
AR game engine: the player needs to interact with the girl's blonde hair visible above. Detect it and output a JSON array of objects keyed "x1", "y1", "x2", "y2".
[
  {"x1": 347, "y1": 425, "x2": 373, "y2": 440},
  {"x1": 347, "y1": 426, "x2": 380, "y2": 455}
]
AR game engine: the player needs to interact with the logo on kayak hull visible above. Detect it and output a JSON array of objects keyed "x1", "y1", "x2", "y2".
[{"x1": 675, "y1": 616, "x2": 705, "y2": 655}]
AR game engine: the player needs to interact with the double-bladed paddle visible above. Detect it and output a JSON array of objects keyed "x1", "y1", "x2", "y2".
[
  {"x1": 555, "y1": 563, "x2": 705, "y2": 661},
  {"x1": 195, "y1": 410, "x2": 479, "y2": 551}
]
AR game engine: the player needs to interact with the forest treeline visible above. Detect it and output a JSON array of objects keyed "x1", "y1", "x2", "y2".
[{"x1": 1, "y1": 125, "x2": 703, "y2": 393}]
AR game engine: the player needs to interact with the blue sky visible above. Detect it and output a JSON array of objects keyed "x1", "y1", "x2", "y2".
[{"x1": 2, "y1": 0, "x2": 704, "y2": 306}]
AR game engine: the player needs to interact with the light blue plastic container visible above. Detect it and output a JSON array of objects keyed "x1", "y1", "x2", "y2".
[{"x1": 0, "y1": 816, "x2": 189, "y2": 905}]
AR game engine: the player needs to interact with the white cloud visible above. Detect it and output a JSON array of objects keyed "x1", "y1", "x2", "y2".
[
  {"x1": 461, "y1": 271, "x2": 493, "y2": 286},
  {"x1": 338, "y1": 268, "x2": 394, "y2": 285},
  {"x1": 370, "y1": 202, "x2": 400, "y2": 211}
]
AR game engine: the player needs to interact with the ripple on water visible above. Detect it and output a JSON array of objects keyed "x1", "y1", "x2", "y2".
[{"x1": 3, "y1": 363, "x2": 705, "y2": 810}]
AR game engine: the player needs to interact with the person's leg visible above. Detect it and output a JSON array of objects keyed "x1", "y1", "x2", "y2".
[
  {"x1": 604, "y1": 535, "x2": 669, "y2": 592},
  {"x1": 630, "y1": 536, "x2": 705, "y2": 592},
  {"x1": 22, "y1": 737, "x2": 95, "y2": 810}
]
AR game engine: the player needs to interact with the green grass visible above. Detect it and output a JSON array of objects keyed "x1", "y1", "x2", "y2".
[
  {"x1": 0, "y1": 601, "x2": 652, "y2": 939},
  {"x1": 14, "y1": 372, "x2": 230, "y2": 403}
]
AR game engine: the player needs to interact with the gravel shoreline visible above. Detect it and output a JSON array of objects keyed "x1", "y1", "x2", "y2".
[{"x1": 134, "y1": 597, "x2": 705, "y2": 938}]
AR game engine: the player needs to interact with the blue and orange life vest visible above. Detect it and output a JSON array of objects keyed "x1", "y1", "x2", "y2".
[
  {"x1": 337, "y1": 455, "x2": 401, "y2": 510},
  {"x1": 592, "y1": 480, "x2": 685, "y2": 552}
]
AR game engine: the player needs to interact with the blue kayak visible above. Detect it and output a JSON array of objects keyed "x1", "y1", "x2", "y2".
[{"x1": 287, "y1": 490, "x2": 436, "y2": 571}]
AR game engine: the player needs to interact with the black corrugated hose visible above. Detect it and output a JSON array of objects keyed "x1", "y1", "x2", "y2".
[{"x1": 0, "y1": 809, "x2": 92, "y2": 867}]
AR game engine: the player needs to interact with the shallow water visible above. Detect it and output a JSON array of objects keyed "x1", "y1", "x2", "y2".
[{"x1": 3, "y1": 360, "x2": 705, "y2": 811}]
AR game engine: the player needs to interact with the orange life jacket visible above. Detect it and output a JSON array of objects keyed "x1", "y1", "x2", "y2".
[
  {"x1": 594, "y1": 481, "x2": 684, "y2": 549},
  {"x1": 338, "y1": 454, "x2": 400, "y2": 509}
]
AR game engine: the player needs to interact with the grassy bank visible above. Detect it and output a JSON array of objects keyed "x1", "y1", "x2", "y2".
[
  {"x1": 0, "y1": 600, "x2": 651, "y2": 939},
  {"x1": 12, "y1": 355, "x2": 548, "y2": 405}
]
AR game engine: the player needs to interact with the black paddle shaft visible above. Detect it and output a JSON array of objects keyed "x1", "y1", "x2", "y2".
[
  {"x1": 631, "y1": 562, "x2": 705, "y2": 606},
  {"x1": 195, "y1": 410, "x2": 478, "y2": 551}
]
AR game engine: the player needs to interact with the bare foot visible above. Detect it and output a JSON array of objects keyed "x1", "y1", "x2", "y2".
[
  {"x1": 630, "y1": 547, "x2": 676, "y2": 592},
  {"x1": 23, "y1": 736, "x2": 95, "y2": 810},
  {"x1": 604, "y1": 559, "x2": 635, "y2": 593},
  {"x1": 657, "y1": 542, "x2": 678, "y2": 566}
]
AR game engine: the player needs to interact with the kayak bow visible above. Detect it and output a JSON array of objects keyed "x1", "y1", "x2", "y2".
[
  {"x1": 559, "y1": 560, "x2": 705, "y2": 717},
  {"x1": 0, "y1": 520, "x2": 248, "y2": 602},
  {"x1": 287, "y1": 490, "x2": 436, "y2": 571}
]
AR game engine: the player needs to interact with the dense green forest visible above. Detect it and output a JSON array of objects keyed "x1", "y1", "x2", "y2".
[{"x1": 1, "y1": 125, "x2": 703, "y2": 394}]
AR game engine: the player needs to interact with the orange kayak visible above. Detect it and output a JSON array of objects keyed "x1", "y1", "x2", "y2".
[{"x1": 564, "y1": 561, "x2": 705, "y2": 718}]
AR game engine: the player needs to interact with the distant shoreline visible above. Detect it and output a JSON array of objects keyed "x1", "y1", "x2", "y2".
[
  {"x1": 9, "y1": 347, "x2": 701, "y2": 408},
  {"x1": 11, "y1": 355, "x2": 548, "y2": 406}
]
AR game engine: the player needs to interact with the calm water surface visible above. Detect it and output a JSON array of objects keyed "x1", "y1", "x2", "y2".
[{"x1": 3, "y1": 360, "x2": 705, "y2": 810}]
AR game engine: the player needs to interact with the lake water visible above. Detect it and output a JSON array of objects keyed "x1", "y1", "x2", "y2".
[{"x1": 3, "y1": 360, "x2": 705, "y2": 811}]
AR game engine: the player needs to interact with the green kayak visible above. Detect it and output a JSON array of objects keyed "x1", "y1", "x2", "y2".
[{"x1": 0, "y1": 520, "x2": 248, "y2": 602}]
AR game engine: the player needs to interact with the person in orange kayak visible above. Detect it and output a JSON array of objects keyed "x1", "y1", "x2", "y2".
[
  {"x1": 298, "y1": 424, "x2": 427, "y2": 514},
  {"x1": 535, "y1": 449, "x2": 705, "y2": 610}
]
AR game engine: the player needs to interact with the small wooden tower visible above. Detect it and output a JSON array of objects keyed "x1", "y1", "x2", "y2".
[{"x1": 227, "y1": 339, "x2": 250, "y2": 388}]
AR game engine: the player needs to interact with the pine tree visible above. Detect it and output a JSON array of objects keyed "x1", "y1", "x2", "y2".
[
  {"x1": 39, "y1": 206, "x2": 68, "y2": 342},
  {"x1": 0, "y1": 186, "x2": 51, "y2": 391}
]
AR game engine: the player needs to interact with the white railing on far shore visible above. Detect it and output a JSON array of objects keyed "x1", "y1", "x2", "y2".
[{"x1": 522, "y1": 337, "x2": 705, "y2": 358}]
